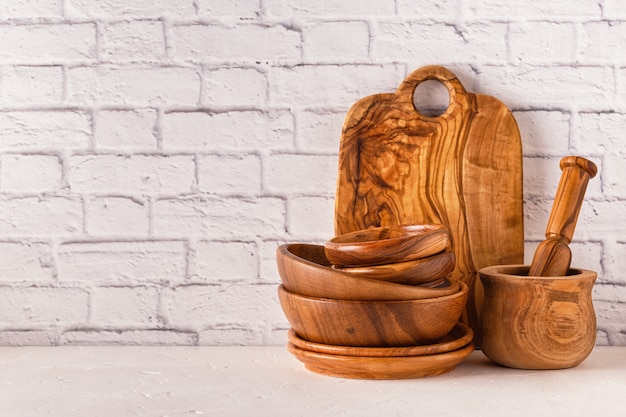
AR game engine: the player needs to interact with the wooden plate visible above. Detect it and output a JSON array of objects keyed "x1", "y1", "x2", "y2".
[
  {"x1": 324, "y1": 224, "x2": 450, "y2": 267},
  {"x1": 287, "y1": 322, "x2": 473, "y2": 357},
  {"x1": 287, "y1": 342, "x2": 475, "y2": 379}
]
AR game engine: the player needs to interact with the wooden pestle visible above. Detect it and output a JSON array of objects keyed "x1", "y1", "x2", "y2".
[{"x1": 528, "y1": 156, "x2": 598, "y2": 277}]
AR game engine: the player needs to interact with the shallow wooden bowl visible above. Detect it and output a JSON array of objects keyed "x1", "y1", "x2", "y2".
[
  {"x1": 276, "y1": 243, "x2": 460, "y2": 301},
  {"x1": 278, "y1": 281, "x2": 469, "y2": 347},
  {"x1": 287, "y1": 322, "x2": 473, "y2": 357},
  {"x1": 333, "y1": 251, "x2": 455, "y2": 286},
  {"x1": 324, "y1": 224, "x2": 450, "y2": 267},
  {"x1": 287, "y1": 341, "x2": 474, "y2": 379}
]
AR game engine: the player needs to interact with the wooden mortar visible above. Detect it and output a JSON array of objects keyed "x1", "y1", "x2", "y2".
[{"x1": 479, "y1": 265, "x2": 597, "y2": 369}]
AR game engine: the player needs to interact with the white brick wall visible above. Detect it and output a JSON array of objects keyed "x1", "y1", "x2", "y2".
[{"x1": 0, "y1": 0, "x2": 624, "y2": 346}]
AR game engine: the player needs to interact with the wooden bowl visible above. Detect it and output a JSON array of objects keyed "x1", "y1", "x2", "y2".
[
  {"x1": 277, "y1": 281, "x2": 469, "y2": 347},
  {"x1": 324, "y1": 224, "x2": 450, "y2": 267},
  {"x1": 287, "y1": 341, "x2": 475, "y2": 379},
  {"x1": 276, "y1": 243, "x2": 460, "y2": 301},
  {"x1": 333, "y1": 251, "x2": 455, "y2": 286},
  {"x1": 287, "y1": 322, "x2": 473, "y2": 357}
]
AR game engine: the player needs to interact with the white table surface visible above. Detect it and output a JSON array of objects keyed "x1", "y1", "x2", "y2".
[{"x1": 0, "y1": 346, "x2": 624, "y2": 417}]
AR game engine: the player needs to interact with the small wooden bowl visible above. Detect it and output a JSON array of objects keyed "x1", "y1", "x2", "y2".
[
  {"x1": 287, "y1": 322, "x2": 473, "y2": 357},
  {"x1": 333, "y1": 251, "x2": 455, "y2": 286},
  {"x1": 276, "y1": 243, "x2": 460, "y2": 301},
  {"x1": 324, "y1": 224, "x2": 450, "y2": 267},
  {"x1": 278, "y1": 281, "x2": 469, "y2": 347}
]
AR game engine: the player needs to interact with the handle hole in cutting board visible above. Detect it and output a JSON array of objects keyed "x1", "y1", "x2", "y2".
[{"x1": 413, "y1": 79, "x2": 450, "y2": 117}]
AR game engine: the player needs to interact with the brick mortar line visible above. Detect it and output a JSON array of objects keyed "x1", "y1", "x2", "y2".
[
  {"x1": 0, "y1": 105, "x2": 623, "y2": 115},
  {"x1": 0, "y1": 15, "x2": 623, "y2": 24}
]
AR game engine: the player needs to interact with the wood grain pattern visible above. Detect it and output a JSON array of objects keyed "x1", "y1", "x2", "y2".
[
  {"x1": 324, "y1": 224, "x2": 450, "y2": 267},
  {"x1": 333, "y1": 65, "x2": 524, "y2": 342},
  {"x1": 479, "y1": 265, "x2": 597, "y2": 369},
  {"x1": 287, "y1": 322, "x2": 473, "y2": 357},
  {"x1": 527, "y1": 239, "x2": 571, "y2": 278},
  {"x1": 332, "y1": 250, "x2": 454, "y2": 286},
  {"x1": 277, "y1": 283, "x2": 468, "y2": 347},
  {"x1": 528, "y1": 156, "x2": 598, "y2": 277},
  {"x1": 287, "y1": 341, "x2": 474, "y2": 379},
  {"x1": 276, "y1": 243, "x2": 460, "y2": 301}
]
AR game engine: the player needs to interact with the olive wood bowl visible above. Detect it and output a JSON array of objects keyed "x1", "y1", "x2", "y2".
[
  {"x1": 277, "y1": 281, "x2": 469, "y2": 347},
  {"x1": 287, "y1": 322, "x2": 473, "y2": 357},
  {"x1": 277, "y1": 243, "x2": 460, "y2": 301},
  {"x1": 333, "y1": 251, "x2": 455, "y2": 286},
  {"x1": 324, "y1": 224, "x2": 450, "y2": 267}
]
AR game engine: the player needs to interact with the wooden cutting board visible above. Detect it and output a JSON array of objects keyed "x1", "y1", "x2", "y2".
[{"x1": 333, "y1": 65, "x2": 524, "y2": 344}]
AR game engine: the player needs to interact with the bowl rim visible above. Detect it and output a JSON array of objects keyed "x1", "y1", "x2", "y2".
[
  {"x1": 478, "y1": 264, "x2": 597, "y2": 281},
  {"x1": 332, "y1": 250, "x2": 455, "y2": 284},
  {"x1": 326, "y1": 223, "x2": 447, "y2": 246},
  {"x1": 277, "y1": 281, "x2": 468, "y2": 305}
]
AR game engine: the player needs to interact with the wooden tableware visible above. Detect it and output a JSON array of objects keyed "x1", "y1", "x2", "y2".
[
  {"x1": 479, "y1": 265, "x2": 597, "y2": 369},
  {"x1": 324, "y1": 224, "x2": 450, "y2": 267},
  {"x1": 333, "y1": 250, "x2": 455, "y2": 286},
  {"x1": 287, "y1": 322, "x2": 473, "y2": 357},
  {"x1": 287, "y1": 341, "x2": 474, "y2": 379},
  {"x1": 276, "y1": 243, "x2": 460, "y2": 301},
  {"x1": 333, "y1": 65, "x2": 524, "y2": 342},
  {"x1": 278, "y1": 282, "x2": 469, "y2": 347},
  {"x1": 528, "y1": 156, "x2": 598, "y2": 277}
]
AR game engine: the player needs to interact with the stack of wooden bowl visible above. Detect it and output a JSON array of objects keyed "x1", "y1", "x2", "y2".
[{"x1": 276, "y1": 224, "x2": 474, "y2": 379}]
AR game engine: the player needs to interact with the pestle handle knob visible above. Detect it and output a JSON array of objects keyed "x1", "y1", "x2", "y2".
[{"x1": 544, "y1": 156, "x2": 597, "y2": 244}]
